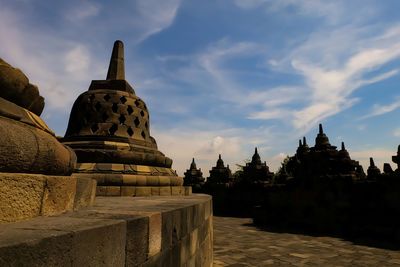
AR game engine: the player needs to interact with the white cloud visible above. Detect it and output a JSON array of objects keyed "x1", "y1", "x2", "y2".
[
  {"x1": 362, "y1": 97, "x2": 400, "y2": 119},
  {"x1": 234, "y1": 0, "x2": 349, "y2": 24},
  {"x1": 393, "y1": 128, "x2": 400, "y2": 137},
  {"x1": 152, "y1": 123, "x2": 290, "y2": 176},
  {"x1": 133, "y1": 0, "x2": 181, "y2": 43},
  {"x1": 65, "y1": 2, "x2": 100, "y2": 21}
]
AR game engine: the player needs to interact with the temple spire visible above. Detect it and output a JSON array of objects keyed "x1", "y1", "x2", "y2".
[
  {"x1": 299, "y1": 139, "x2": 302, "y2": 146},
  {"x1": 107, "y1": 40, "x2": 125, "y2": 80},
  {"x1": 319, "y1": 124, "x2": 323, "y2": 134},
  {"x1": 370, "y1": 157, "x2": 375, "y2": 167},
  {"x1": 341, "y1": 142, "x2": 345, "y2": 150},
  {"x1": 303, "y1": 137, "x2": 307, "y2": 146}
]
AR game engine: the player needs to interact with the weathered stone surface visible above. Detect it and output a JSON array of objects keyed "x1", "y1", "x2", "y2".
[
  {"x1": 73, "y1": 177, "x2": 97, "y2": 210},
  {"x1": 0, "y1": 58, "x2": 44, "y2": 115},
  {"x1": 0, "y1": 216, "x2": 126, "y2": 267},
  {"x1": 0, "y1": 173, "x2": 45, "y2": 222},
  {"x1": 0, "y1": 115, "x2": 76, "y2": 175},
  {"x1": 41, "y1": 176, "x2": 77, "y2": 216},
  {"x1": 0, "y1": 173, "x2": 97, "y2": 223},
  {"x1": 0, "y1": 194, "x2": 212, "y2": 267}
]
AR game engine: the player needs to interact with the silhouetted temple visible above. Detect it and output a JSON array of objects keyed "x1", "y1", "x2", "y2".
[
  {"x1": 207, "y1": 154, "x2": 233, "y2": 184},
  {"x1": 287, "y1": 124, "x2": 364, "y2": 181},
  {"x1": 241, "y1": 148, "x2": 273, "y2": 185},
  {"x1": 61, "y1": 40, "x2": 183, "y2": 193},
  {"x1": 367, "y1": 157, "x2": 381, "y2": 180},
  {"x1": 183, "y1": 158, "x2": 205, "y2": 190}
]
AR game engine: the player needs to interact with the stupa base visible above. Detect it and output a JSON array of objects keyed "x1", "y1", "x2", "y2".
[{"x1": 73, "y1": 172, "x2": 190, "y2": 197}]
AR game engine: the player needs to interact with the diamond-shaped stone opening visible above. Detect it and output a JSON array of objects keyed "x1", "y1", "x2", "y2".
[
  {"x1": 145, "y1": 122, "x2": 148, "y2": 129},
  {"x1": 140, "y1": 110, "x2": 145, "y2": 117},
  {"x1": 120, "y1": 96, "x2": 127, "y2": 104},
  {"x1": 102, "y1": 113, "x2": 109, "y2": 122},
  {"x1": 127, "y1": 127, "x2": 134, "y2": 136},
  {"x1": 127, "y1": 105, "x2": 134, "y2": 115},
  {"x1": 112, "y1": 103, "x2": 118, "y2": 113},
  {"x1": 118, "y1": 114, "x2": 126, "y2": 124},
  {"x1": 104, "y1": 94, "x2": 111, "y2": 101},
  {"x1": 95, "y1": 102, "x2": 102, "y2": 111},
  {"x1": 91, "y1": 124, "x2": 99, "y2": 133},
  {"x1": 89, "y1": 94, "x2": 95, "y2": 102},
  {"x1": 134, "y1": 99, "x2": 141, "y2": 107},
  {"x1": 109, "y1": 124, "x2": 118, "y2": 135},
  {"x1": 141, "y1": 130, "x2": 146, "y2": 139},
  {"x1": 134, "y1": 117, "x2": 140, "y2": 127}
]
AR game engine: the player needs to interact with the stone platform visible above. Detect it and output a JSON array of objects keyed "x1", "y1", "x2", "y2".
[
  {"x1": 0, "y1": 173, "x2": 96, "y2": 223},
  {"x1": 0, "y1": 194, "x2": 213, "y2": 267}
]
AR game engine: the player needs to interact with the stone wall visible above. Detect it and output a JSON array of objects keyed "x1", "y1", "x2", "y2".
[
  {"x1": 0, "y1": 173, "x2": 96, "y2": 223},
  {"x1": 0, "y1": 194, "x2": 213, "y2": 267}
]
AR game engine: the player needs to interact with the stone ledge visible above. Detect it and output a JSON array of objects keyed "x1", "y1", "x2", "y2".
[
  {"x1": 0, "y1": 173, "x2": 96, "y2": 223},
  {"x1": 0, "y1": 194, "x2": 212, "y2": 267},
  {"x1": 96, "y1": 185, "x2": 192, "y2": 197}
]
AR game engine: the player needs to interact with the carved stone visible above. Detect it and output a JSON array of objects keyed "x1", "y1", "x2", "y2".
[{"x1": 61, "y1": 41, "x2": 184, "y2": 191}]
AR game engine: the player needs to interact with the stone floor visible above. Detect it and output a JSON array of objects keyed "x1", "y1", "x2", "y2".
[{"x1": 213, "y1": 216, "x2": 400, "y2": 266}]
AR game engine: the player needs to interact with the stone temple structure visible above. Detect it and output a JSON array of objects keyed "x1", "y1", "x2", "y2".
[
  {"x1": 367, "y1": 157, "x2": 381, "y2": 180},
  {"x1": 286, "y1": 124, "x2": 364, "y2": 181},
  {"x1": 207, "y1": 154, "x2": 233, "y2": 185},
  {"x1": 184, "y1": 158, "x2": 205, "y2": 190},
  {"x1": 0, "y1": 58, "x2": 95, "y2": 222},
  {"x1": 61, "y1": 40, "x2": 186, "y2": 196},
  {"x1": 241, "y1": 147, "x2": 274, "y2": 185}
]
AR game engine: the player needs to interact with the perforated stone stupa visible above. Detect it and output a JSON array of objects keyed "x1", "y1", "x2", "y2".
[{"x1": 62, "y1": 41, "x2": 185, "y2": 196}]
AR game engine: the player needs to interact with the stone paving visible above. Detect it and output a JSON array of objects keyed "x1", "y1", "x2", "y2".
[{"x1": 213, "y1": 216, "x2": 400, "y2": 267}]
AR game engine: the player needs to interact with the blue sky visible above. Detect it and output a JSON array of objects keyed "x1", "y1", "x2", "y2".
[{"x1": 2, "y1": 0, "x2": 400, "y2": 175}]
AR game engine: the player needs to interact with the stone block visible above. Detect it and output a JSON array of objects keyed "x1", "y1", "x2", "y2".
[
  {"x1": 147, "y1": 176, "x2": 159, "y2": 186},
  {"x1": 41, "y1": 176, "x2": 77, "y2": 216},
  {"x1": 122, "y1": 175, "x2": 136, "y2": 185},
  {"x1": 106, "y1": 186, "x2": 121, "y2": 196},
  {"x1": 184, "y1": 186, "x2": 192, "y2": 196},
  {"x1": 148, "y1": 212, "x2": 162, "y2": 257},
  {"x1": 125, "y1": 216, "x2": 150, "y2": 267},
  {"x1": 159, "y1": 176, "x2": 171, "y2": 186},
  {"x1": 74, "y1": 177, "x2": 96, "y2": 210},
  {"x1": 160, "y1": 186, "x2": 171, "y2": 196},
  {"x1": 180, "y1": 235, "x2": 190, "y2": 264},
  {"x1": 0, "y1": 216, "x2": 126, "y2": 267},
  {"x1": 0, "y1": 173, "x2": 45, "y2": 222},
  {"x1": 121, "y1": 186, "x2": 136, "y2": 196},
  {"x1": 161, "y1": 211, "x2": 173, "y2": 250},
  {"x1": 151, "y1": 187, "x2": 160, "y2": 196},
  {"x1": 204, "y1": 200, "x2": 211, "y2": 220},
  {"x1": 136, "y1": 186, "x2": 151, "y2": 196},
  {"x1": 136, "y1": 175, "x2": 147, "y2": 186},
  {"x1": 96, "y1": 186, "x2": 107, "y2": 196},
  {"x1": 189, "y1": 228, "x2": 199, "y2": 257},
  {"x1": 171, "y1": 186, "x2": 182, "y2": 195}
]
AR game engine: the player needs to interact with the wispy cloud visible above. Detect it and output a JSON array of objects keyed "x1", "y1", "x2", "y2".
[
  {"x1": 65, "y1": 1, "x2": 101, "y2": 21},
  {"x1": 133, "y1": 0, "x2": 181, "y2": 43},
  {"x1": 362, "y1": 97, "x2": 400, "y2": 119}
]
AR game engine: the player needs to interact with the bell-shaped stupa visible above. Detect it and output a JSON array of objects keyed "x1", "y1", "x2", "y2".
[{"x1": 62, "y1": 40, "x2": 185, "y2": 196}]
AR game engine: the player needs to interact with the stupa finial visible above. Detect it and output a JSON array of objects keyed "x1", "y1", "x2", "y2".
[
  {"x1": 370, "y1": 157, "x2": 375, "y2": 167},
  {"x1": 107, "y1": 40, "x2": 125, "y2": 80},
  {"x1": 303, "y1": 136, "x2": 307, "y2": 146},
  {"x1": 319, "y1": 123, "x2": 323, "y2": 134},
  {"x1": 341, "y1": 142, "x2": 345, "y2": 150}
]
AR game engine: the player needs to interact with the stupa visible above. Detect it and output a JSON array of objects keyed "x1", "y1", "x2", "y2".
[
  {"x1": 286, "y1": 124, "x2": 363, "y2": 181},
  {"x1": 241, "y1": 147, "x2": 273, "y2": 185},
  {"x1": 61, "y1": 41, "x2": 185, "y2": 196},
  {"x1": 183, "y1": 158, "x2": 205, "y2": 190},
  {"x1": 207, "y1": 154, "x2": 233, "y2": 185}
]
